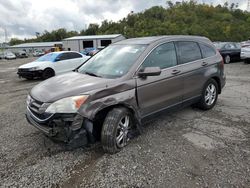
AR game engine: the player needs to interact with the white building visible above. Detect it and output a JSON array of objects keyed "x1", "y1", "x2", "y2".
[
  {"x1": 63, "y1": 34, "x2": 125, "y2": 52},
  {"x1": 8, "y1": 41, "x2": 62, "y2": 53}
]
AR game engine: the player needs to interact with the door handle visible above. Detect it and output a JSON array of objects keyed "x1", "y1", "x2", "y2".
[
  {"x1": 202, "y1": 62, "x2": 208, "y2": 66},
  {"x1": 172, "y1": 69, "x2": 181, "y2": 75}
]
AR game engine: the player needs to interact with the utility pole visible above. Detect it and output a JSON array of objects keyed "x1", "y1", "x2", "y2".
[
  {"x1": 4, "y1": 28, "x2": 7, "y2": 43},
  {"x1": 248, "y1": 0, "x2": 250, "y2": 11}
]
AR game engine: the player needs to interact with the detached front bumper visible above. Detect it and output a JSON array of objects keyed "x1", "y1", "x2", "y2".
[
  {"x1": 17, "y1": 69, "x2": 43, "y2": 79},
  {"x1": 26, "y1": 107, "x2": 94, "y2": 148}
]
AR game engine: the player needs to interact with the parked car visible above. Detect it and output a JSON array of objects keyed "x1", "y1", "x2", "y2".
[
  {"x1": 80, "y1": 47, "x2": 97, "y2": 56},
  {"x1": 213, "y1": 42, "x2": 241, "y2": 64},
  {"x1": 0, "y1": 52, "x2": 3, "y2": 59},
  {"x1": 15, "y1": 51, "x2": 28, "y2": 58},
  {"x1": 4, "y1": 51, "x2": 16, "y2": 60},
  {"x1": 33, "y1": 50, "x2": 45, "y2": 57},
  {"x1": 240, "y1": 46, "x2": 250, "y2": 64},
  {"x1": 17, "y1": 51, "x2": 90, "y2": 80},
  {"x1": 25, "y1": 36, "x2": 226, "y2": 153},
  {"x1": 241, "y1": 40, "x2": 250, "y2": 48}
]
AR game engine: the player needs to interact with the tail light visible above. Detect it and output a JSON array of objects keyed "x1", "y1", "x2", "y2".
[{"x1": 217, "y1": 49, "x2": 224, "y2": 69}]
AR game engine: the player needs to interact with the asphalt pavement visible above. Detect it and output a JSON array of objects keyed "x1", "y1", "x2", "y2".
[{"x1": 0, "y1": 57, "x2": 249, "y2": 187}]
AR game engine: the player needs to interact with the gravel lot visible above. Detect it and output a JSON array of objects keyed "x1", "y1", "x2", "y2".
[{"x1": 0, "y1": 57, "x2": 250, "y2": 187}]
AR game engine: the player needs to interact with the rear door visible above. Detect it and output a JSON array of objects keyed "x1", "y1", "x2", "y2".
[
  {"x1": 54, "y1": 52, "x2": 72, "y2": 74},
  {"x1": 55, "y1": 52, "x2": 85, "y2": 74},
  {"x1": 136, "y1": 42, "x2": 183, "y2": 117},
  {"x1": 68, "y1": 52, "x2": 87, "y2": 68},
  {"x1": 175, "y1": 41, "x2": 216, "y2": 102}
]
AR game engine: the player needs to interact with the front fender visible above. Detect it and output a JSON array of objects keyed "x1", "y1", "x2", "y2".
[{"x1": 78, "y1": 88, "x2": 139, "y2": 121}]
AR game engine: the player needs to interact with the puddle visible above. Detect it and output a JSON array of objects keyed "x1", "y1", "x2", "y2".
[
  {"x1": 0, "y1": 79, "x2": 10, "y2": 84},
  {"x1": 194, "y1": 121, "x2": 246, "y2": 141},
  {"x1": 183, "y1": 131, "x2": 224, "y2": 149},
  {"x1": 0, "y1": 67, "x2": 16, "y2": 73}
]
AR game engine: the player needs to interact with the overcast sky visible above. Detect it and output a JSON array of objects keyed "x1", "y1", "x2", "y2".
[{"x1": 0, "y1": 0, "x2": 247, "y2": 42}]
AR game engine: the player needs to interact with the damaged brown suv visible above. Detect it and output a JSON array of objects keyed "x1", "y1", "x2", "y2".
[{"x1": 26, "y1": 36, "x2": 226, "y2": 153}]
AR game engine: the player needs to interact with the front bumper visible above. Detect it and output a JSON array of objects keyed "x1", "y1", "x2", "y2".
[
  {"x1": 240, "y1": 52, "x2": 250, "y2": 60},
  {"x1": 17, "y1": 69, "x2": 43, "y2": 78},
  {"x1": 26, "y1": 106, "x2": 93, "y2": 147}
]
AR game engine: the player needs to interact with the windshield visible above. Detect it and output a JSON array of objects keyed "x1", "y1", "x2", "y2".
[
  {"x1": 78, "y1": 44, "x2": 147, "y2": 78},
  {"x1": 36, "y1": 53, "x2": 58, "y2": 62},
  {"x1": 213, "y1": 42, "x2": 226, "y2": 49}
]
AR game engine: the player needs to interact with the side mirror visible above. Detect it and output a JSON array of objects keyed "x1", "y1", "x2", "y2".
[
  {"x1": 54, "y1": 57, "x2": 61, "y2": 62},
  {"x1": 138, "y1": 67, "x2": 161, "y2": 78}
]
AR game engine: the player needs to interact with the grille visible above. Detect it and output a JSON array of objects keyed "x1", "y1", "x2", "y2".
[
  {"x1": 27, "y1": 96, "x2": 51, "y2": 120},
  {"x1": 18, "y1": 68, "x2": 30, "y2": 72}
]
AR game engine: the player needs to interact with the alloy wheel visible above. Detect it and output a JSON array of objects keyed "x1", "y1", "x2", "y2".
[
  {"x1": 116, "y1": 115, "x2": 130, "y2": 148},
  {"x1": 225, "y1": 55, "x2": 230, "y2": 64},
  {"x1": 205, "y1": 83, "x2": 217, "y2": 106}
]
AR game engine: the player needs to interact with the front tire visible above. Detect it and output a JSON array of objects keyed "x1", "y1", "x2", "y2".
[
  {"x1": 42, "y1": 68, "x2": 54, "y2": 79},
  {"x1": 101, "y1": 107, "x2": 134, "y2": 154},
  {"x1": 197, "y1": 79, "x2": 218, "y2": 110}
]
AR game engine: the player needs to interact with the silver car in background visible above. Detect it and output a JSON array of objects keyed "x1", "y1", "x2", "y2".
[{"x1": 240, "y1": 46, "x2": 250, "y2": 64}]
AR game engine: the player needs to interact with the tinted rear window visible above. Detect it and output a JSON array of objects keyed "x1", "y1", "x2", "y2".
[
  {"x1": 176, "y1": 41, "x2": 202, "y2": 64},
  {"x1": 199, "y1": 43, "x2": 216, "y2": 58},
  {"x1": 70, "y1": 52, "x2": 82, "y2": 59},
  {"x1": 59, "y1": 53, "x2": 71, "y2": 60}
]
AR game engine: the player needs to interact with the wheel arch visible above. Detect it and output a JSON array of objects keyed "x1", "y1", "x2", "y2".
[
  {"x1": 210, "y1": 76, "x2": 221, "y2": 94},
  {"x1": 91, "y1": 103, "x2": 140, "y2": 140},
  {"x1": 43, "y1": 67, "x2": 55, "y2": 75}
]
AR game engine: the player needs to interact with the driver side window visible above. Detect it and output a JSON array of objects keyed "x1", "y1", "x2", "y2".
[{"x1": 141, "y1": 42, "x2": 177, "y2": 69}]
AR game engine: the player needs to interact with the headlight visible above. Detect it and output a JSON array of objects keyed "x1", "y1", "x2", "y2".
[
  {"x1": 26, "y1": 95, "x2": 31, "y2": 105},
  {"x1": 28, "y1": 67, "x2": 40, "y2": 71},
  {"x1": 45, "y1": 95, "x2": 89, "y2": 113}
]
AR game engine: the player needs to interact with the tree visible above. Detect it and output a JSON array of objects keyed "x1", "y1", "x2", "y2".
[{"x1": 8, "y1": 2, "x2": 250, "y2": 44}]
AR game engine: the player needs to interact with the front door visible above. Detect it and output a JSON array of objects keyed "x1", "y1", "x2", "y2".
[{"x1": 136, "y1": 42, "x2": 183, "y2": 117}]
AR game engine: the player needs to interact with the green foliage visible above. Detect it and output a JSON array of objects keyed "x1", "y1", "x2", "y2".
[
  {"x1": 9, "y1": 38, "x2": 24, "y2": 46},
  {"x1": 8, "y1": 2, "x2": 250, "y2": 45},
  {"x1": 92, "y1": 1, "x2": 250, "y2": 42}
]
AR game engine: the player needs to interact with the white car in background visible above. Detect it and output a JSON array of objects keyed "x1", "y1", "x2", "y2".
[
  {"x1": 17, "y1": 51, "x2": 90, "y2": 79},
  {"x1": 33, "y1": 50, "x2": 45, "y2": 57},
  {"x1": 240, "y1": 46, "x2": 250, "y2": 64},
  {"x1": 4, "y1": 51, "x2": 16, "y2": 60}
]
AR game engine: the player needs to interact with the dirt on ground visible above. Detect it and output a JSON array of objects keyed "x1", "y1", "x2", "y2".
[{"x1": 0, "y1": 57, "x2": 249, "y2": 187}]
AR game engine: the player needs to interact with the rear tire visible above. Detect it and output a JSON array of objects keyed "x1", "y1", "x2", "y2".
[
  {"x1": 244, "y1": 59, "x2": 250, "y2": 64},
  {"x1": 42, "y1": 68, "x2": 54, "y2": 79},
  {"x1": 197, "y1": 79, "x2": 218, "y2": 110},
  {"x1": 101, "y1": 107, "x2": 134, "y2": 154},
  {"x1": 224, "y1": 55, "x2": 231, "y2": 64}
]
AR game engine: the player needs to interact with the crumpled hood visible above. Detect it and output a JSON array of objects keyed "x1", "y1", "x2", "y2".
[
  {"x1": 30, "y1": 72, "x2": 114, "y2": 102},
  {"x1": 19, "y1": 61, "x2": 50, "y2": 69}
]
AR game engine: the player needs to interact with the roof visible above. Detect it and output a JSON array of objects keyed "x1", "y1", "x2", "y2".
[
  {"x1": 63, "y1": 34, "x2": 123, "y2": 41},
  {"x1": 10, "y1": 41, "x2": 62, "y2": 48},
  {"x1": 115, "y1": 35, "x2": 210, "y2": 45}
]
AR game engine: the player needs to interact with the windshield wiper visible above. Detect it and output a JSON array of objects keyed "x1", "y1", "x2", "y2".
[{"x1": 85, "y1": 71, "x2": 102, "y2": 78}]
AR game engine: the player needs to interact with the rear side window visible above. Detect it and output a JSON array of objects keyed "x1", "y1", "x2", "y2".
[
  {"x1": 176, "y1": 41, "x2": 202, "y2": 64},
  {"x1": 70, "y1": 52, "x2": 82, "y2": 59},
  {"x1": 58, "y1": 53, "x2": 71, "y2": 60},
  {"x1": 142, "y1": 42, "x2": 177, "y2": 69},
  {"x1": 199, "y1": 43, "x2": 216, "y2": 58}
]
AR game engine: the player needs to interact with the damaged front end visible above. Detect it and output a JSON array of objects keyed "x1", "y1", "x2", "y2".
[{"x1": 25, "y1": 97, "x2": 96, "y2": 148}]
